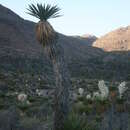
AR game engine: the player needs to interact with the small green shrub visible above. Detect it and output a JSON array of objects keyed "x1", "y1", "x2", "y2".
[
  {"x1": 116, "y1": 98, "x2": 125, "y2": 104},
  {"x1": 78, "y1": 96, "x2": 85, "y2": 102},
  {"x1": 83, "y1": 99, "x2": 93, "y2": 106},
  {"x1": 63, "y1": 112, "x2": 85, "y2": 130},
  {"x1": 94, "y1": 99, "x2": 110, "y2": 114},
  {"x1": 0, "y1": 91, "x2": 5, "y2": 98},
  {"x1": 95, "y1": 115, "x2": 102, "y2": 122},
  {"x1": 63, "y1": 112, "x2": 99, "y2": 130},
  {"x1": 84, "y1": 120, "x2": 99, "y2": 130},
  {"x1": 17, "y1": 102, "x2": 30, "y2": 112},
  {"x1": 0, "y1": 107, "x2": 20, "y2": 130},
  {"x1": 20, "y1": 117, "x2": 42, "y2": 130},
  {"x1": 73, "y1": 102, "x2": 85, "y2": 114},
  {"x1": 83, "y1": 105, "x2": 93, "y2": 115},
  {"x1": 28, "y1": 96, "x2": 37, "y2": 103},
  {"x1": 0, "y1": 103, "x2": 5, "y2": 109}
]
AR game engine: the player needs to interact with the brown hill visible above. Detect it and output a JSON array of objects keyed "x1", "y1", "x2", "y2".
[{"x1": 93, "y1": 26, "x2": 130, "y2": 51}]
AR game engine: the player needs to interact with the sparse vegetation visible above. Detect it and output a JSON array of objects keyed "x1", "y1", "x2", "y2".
[{"x1": 0, "y1": 2, "x2": 130, "y2": 130}]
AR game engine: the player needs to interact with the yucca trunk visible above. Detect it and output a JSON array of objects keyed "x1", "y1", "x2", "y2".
[
  {"x1": 36, "y1": 21, "x2": 70, "y2": 130},
  {"x1": 47, "y1": 43, "x2": 70, "y2": 130}
]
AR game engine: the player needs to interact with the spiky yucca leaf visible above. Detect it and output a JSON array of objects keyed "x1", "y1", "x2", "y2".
[{"x1": 27, "y1": 3, "x2": 61, "y2": 21}]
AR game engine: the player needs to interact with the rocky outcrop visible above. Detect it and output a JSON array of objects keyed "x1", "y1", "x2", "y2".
[{"x1": 93, "y1": 26, "x2": 130, "y2": 51}]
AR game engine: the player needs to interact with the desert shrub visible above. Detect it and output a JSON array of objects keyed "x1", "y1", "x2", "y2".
[
  {"x1": 77, "y1": 96, "x2": 85, "y2": 102},
  {"x1": 28, "y1": 96, "x2": 36, "y2": 102},
  {"x1": 63, "y1": 112, "x2": 85, "y2": 130},
  {"x1": 20, "y1": 117, "x2": 42, "y2": 130},
  {"x1": 26, "y1": 104, "x2": 52, "y2": 120},
  {"x1": 84, "y1": 120, "x2": 99, "y2": 130},
  {"x1": 95, "y1": 115, "x2": 102, "y2": 122},
  {"x1": 63, "y1": 112, "x2": 99, "y2": 130},
  {"x1": 83, "y1": 105, "x2": 93, "y2": 115},
  {"x1": 73, "y1": 102, "x2": 85, "y2": 114},
  {"x1": 73, "y1": 101, "x2": 94, "y2": 115},
  {"x1": 0, "y1": 98, "x2": 5, "y2": 110},
  {"x1": 28, "y1": 96, "x2": 49, "y2": 105},
  {"x1": 0, "y1": 91, "x2": 5, "y2": 98},
  {"x1": 0, "y1": 107, "x2": 20, "y2": 130},
  {"x1": 83, "y1": 99, "x2": 93, "y2": 106},
  {"x1": 17, "y1": 102, "x2": 30, "y2": 112},
  {"x1": 116, "y1": 97, "x2": 125, "y2": 104},
  {"x1": 94, "y1": 99, "x2": 110, "y2": 114}
]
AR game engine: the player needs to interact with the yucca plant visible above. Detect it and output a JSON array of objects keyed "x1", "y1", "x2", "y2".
[
  {"x1": 27, "y1": 3, "x2": 71, "y2": 130},
  {"x1": 63, "y1": 112, "x2": 85, "y2": 130},
  {"x1": 63, "y1": 112, "x2": 99, "y2": 130},
  {"x1": 27, "y1": 4, "x2": 60, "y2": 49}
]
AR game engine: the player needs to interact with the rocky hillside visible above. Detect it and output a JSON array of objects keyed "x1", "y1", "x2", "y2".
[
  {"x1": 81, "y1": 34, "x2": 97, "y2": 42},
  {"x1": 93, "y1": 26, "x2": 130, "y2": 51},
  {"x1": 1, "y1": 4, "x2": 130, "y2": 81},
  {"x1": 0, "y1": 4, "x2": 104, "y2": 80},
  {"x1": 0, "y1": 4, "x2": 101, "y2": 60},
  {"x1": 75, "y1": 34, "x2": 97, "y2": 46}
]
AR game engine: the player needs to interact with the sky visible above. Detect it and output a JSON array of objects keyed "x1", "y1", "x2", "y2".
[{"x1": 0, "y1": 0, "x2": 130, "y2": 37}]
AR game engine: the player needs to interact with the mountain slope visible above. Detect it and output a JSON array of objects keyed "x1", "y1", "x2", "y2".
[
  {"x1": 1, "y1": 4, "x2": 130, "y2": 81},
  {"x1": 93, "y1": 26, "x2": 130, "y2": 51},
  {"x1": 0, "y1": 4, "x2": 101, "y2": 61}
]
